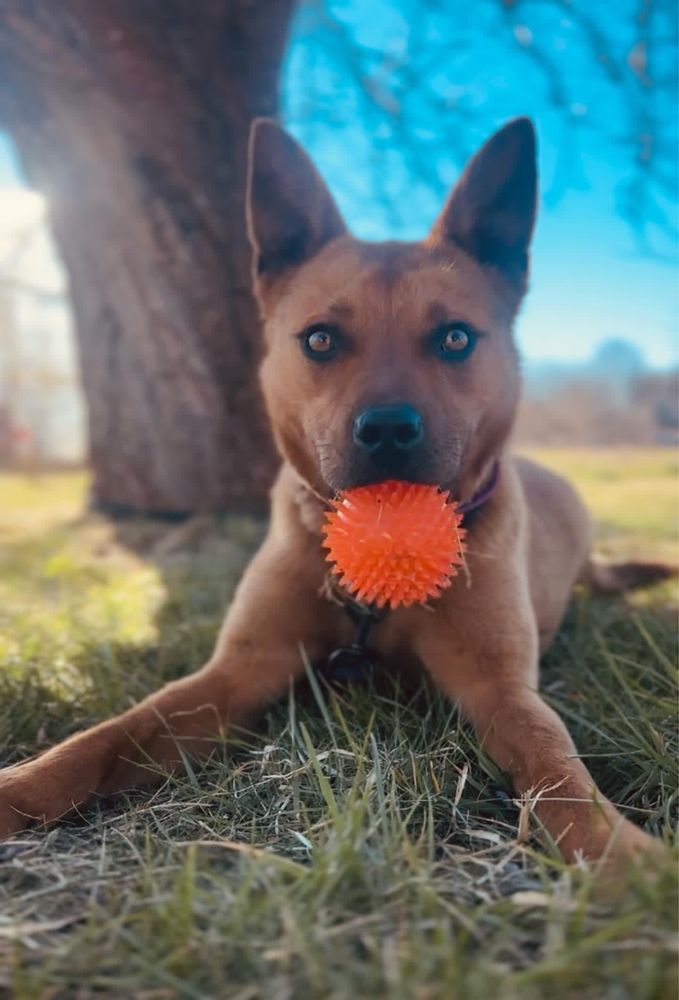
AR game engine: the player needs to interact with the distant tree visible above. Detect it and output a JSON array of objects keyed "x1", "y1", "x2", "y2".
[
  {"x1": 631, "y1": 370, "x2": 679, "y2": 444},
  {"x1": 515, "y1": 355, "x2": 679, "y2": 446}
]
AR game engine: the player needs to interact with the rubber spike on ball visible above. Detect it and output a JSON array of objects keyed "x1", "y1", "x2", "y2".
[{"x1": 322, "y1": 480, "x2": 466, "y2": 610}]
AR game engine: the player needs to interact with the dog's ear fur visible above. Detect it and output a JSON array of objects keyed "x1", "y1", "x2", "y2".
[
  {"x1": 246, "y1": 119, "x2": 346, "y2": 301},
  {"x1": 428, "y1": 117, "x2": 537, "y2": 286}
]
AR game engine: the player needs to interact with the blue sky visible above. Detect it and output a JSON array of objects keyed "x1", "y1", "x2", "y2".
[
  {"x1": 0, "y1": 0, "x2": 676, "y2": 369},
  {"x1": 0, "y1": 133, "x2": 18, "y2": 183},
  {"x1": 284, "y1": 0, "x2": 678, "y2": 368}
]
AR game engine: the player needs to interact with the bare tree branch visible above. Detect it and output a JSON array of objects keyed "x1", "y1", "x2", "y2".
[{"x1": 288, "y1": 0, "x2": 677, "y2": 250}]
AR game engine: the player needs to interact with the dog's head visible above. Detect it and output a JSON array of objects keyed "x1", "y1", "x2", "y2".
[{"x1": 246, "y1": 118, "x2": 537, "y2": 500}]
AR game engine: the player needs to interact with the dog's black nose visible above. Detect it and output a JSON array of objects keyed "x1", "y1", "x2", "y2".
[{"x1": 353, "y1": 403, "x2": 424, "y2": 453}]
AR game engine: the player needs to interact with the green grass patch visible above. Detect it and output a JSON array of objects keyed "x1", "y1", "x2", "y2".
[{"x1": 0, "y1": 454, "x2": 677, "y2": 998}]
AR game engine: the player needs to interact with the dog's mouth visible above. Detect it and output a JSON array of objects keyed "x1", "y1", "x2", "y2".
[
  {"x1": 321, "y1": 455, "x2": 463, "y2": 497},
  {"x1": 334, "y1": 469, "x2": 441, "y2": 492},
  {"x1": 310, "y1": 407, "x2": 472, "y2": 498},
  {"x1": 320, "y1": 439, "x2": 467, "y2": 497}
]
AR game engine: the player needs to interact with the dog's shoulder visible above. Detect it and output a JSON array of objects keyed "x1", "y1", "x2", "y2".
[
  {"x1": 512, "y1": 453, "x2": 588, "y2": 523},
  {"x1": 270, "y1": 462, "x2": 326, "y2": 540}
]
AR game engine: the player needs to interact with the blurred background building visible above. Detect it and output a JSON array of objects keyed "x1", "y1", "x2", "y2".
[{"x1": 0, "y1": 185, "x2": 85, "y2": 465}]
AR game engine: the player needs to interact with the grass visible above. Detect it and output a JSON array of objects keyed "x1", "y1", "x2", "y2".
[{"x1": 0, "y1": 449, "x2": 677, "y2": 999}]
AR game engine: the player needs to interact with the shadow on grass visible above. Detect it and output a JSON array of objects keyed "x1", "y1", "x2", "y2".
[{"x1": 0, "y1": 513, "x2": 262, "y2": 759}]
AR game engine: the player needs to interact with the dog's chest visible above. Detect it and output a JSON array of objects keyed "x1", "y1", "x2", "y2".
[{"x1": 315, "y1": 594, "x2": 427, "y2": 687}]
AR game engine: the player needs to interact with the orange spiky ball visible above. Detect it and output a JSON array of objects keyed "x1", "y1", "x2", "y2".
[{"x1": 322, "y1": 480, "x2": 466, "y2": 609}]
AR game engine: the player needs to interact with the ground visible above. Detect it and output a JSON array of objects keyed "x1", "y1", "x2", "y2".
[{"x1": 0, "y1": 449, "x2": 676, "y2": 999}]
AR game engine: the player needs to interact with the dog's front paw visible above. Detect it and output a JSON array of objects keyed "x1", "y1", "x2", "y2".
[
  {"x1": 584, "y1": 819, "x2": 674, "y2": 900},
  {"x1": 589, "y1": 815, "x2": 667, "y2": 874},
  {"x1": 0, "y1": 766, "x2": 41, "y2": 838},
  {"x1": 0, "y1": 761, "x2": 79, "y2": 839}
]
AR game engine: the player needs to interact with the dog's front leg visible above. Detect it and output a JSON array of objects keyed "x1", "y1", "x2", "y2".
[
  {"x1": 416, "y1": 620, "x2": 660, "y2": 865},
  {"x1": 0, "y1": 538, "x2": 328, "y2": 838}
]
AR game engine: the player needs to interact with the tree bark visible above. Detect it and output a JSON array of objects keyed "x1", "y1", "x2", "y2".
[{"x1": 0, "y1": 0, "x2": 291, "y2": 513}]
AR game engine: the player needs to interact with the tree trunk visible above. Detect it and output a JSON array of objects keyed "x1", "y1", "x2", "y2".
[{"x1": 0, "y1": 0, "x2": 291, "y2": 514}]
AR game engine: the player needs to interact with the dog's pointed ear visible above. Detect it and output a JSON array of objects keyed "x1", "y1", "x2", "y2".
[
  {"x1": 246, "y1": 119, "x2": 347, "y2": 299},
  {"x1": 428, "y1": 118, "x2": 537, "y2": 286}
]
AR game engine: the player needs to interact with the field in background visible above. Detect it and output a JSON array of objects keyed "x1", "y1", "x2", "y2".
[
  {"x1": 0, "y1": 449, "x2": 677, "y2": 998},
  {"x1": 1, "y1": 447, "x2": 676, "y2": 549},
  {"x1": 526, "y1": 449, "x2": 678, "y2": 560}
]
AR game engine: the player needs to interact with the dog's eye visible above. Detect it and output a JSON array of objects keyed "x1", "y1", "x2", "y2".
[
  {"x1": 301, "y1": 327, "x2": 338, "y2": 361},
  {"x1": 436, "y1": 325, "x2": 477, "y2": 362}
]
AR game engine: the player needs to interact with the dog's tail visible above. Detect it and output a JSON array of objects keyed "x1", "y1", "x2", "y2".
[{"x1": 586, "y1": 557, "x2": 678, "y2": 594}]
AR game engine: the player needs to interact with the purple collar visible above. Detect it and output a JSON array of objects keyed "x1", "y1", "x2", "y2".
[{"x1": 457, "y1": 460, "x2": 501, "y2": 517}]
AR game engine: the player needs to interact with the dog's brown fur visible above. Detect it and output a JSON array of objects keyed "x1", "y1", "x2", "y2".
[{"x1": 0, "y1": 119, "x2": 665, "y2": 865}]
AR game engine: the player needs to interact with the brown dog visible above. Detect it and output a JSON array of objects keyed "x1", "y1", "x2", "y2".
[{"x1": 0, "y1": 118, "x2": 663, "y2": 864}]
